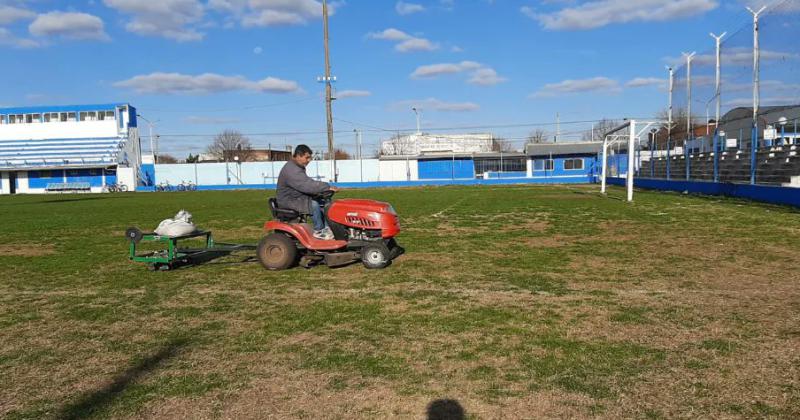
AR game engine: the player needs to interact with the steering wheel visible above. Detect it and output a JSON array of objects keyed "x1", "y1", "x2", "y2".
[{"x1": 316, "y1": 189, "x2": 336, "y2": 200}]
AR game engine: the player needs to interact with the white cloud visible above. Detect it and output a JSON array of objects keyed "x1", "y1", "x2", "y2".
[
  {"x1": 529, "y1": 0, "x2": 719, "y2": 30},
  {"x1": 368, "y1": 28, "x2": 412, "y2": 41},
  {"x1": 411, "y1": 61, "x2": 506, "y2": 86},
  {"x1": 396, "y1": 1, "x2": 425, "y2": 15},
  {"x1": 114, "y1": 72, "x2": 302, "y2": 95},
  {"x1": 29, "y1": 12, "x2": 109, "y2": 41},
  {"x1": 520, "y1": 6, "x2": 536, "y2": 20},
  {"x1": 212, "y1": 0, "x2": 337, "y2": 28},
  {"x1": 392, "y1": 98, "x2": 480, "y2": 112},
  {"x1": 468, "y1": 68, "x2": 507, "y2": 86},
  {"x1": 0, "y1": 27, "x2": 40, "y2": 48},
  {"x1": 0, "y1": 5, "x2": 35, "y2": 25},
  {"x1": 368, "y1": 27, "x2": 439, "y2": 53},
  {"x1": 626, "y1": 77, "x2": 666, "y2": 88},
  {"x1": 451, "y1": 45, "x2": 463, "y2": 52},
  {"x1": 396, "y1": 37, "x2": 438, "y2": 52},
  {"x1": 531, "y1": 77, "x2": 621, "y2": 97},
  {"x1": 103, "y1": 0, "x2": 204, "y2": 41},
  {"x1": 253, "y1": 46, "x2": 263, "y2": 54},
  {"x1": 337, "y1": 90, "x2": 372, "y2": 99}
]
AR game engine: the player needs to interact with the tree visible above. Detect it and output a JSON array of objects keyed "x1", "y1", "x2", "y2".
[
  {"x1": 527, "y1": 129, "x2": 550, "y2": 144},
  {"x1": 157, "y1": 154, "x2": 178, "y2": 164},
  {"x1": 333, "y1": 148, "x2": 351, "y2": 160},
  {"x1": 492, "y1": 137, "x2": 517, "y2": 152},
  {"x1": 582, "y1": 118, "x2": 623, "y2": 142},
  {"x1": 186, "y1": 154, "x2": 199, "y2": 163},
  {"x1": 206, "y1": 130, "x2": 254, "y2": 162}
]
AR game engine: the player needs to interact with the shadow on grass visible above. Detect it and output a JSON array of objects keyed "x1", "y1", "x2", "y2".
[
  {"x1": 427, "y1": 399, "x2": 466, "y2": 420},
  {"x1": 58, "y1": 336, "x2": 189, "y2": 420}
]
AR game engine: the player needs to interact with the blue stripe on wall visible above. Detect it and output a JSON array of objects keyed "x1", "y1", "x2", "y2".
[{"x1": 607, "y1": 177, "x2": 800, "y2": 208}]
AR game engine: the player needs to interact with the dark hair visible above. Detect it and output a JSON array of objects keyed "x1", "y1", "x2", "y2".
[{"x1": 294, "y1": 144, "x2": 313, "y2": 157}]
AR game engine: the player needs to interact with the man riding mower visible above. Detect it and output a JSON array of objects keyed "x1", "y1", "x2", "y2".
[{"x1": 257, "y1": 145, "x2": 404, "y2": 270}]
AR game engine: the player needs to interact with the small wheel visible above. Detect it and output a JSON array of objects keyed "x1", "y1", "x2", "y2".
[
  {"x1": 119, "y1": 184, "x2": 128, "y2": 192},
  {"x1": 125, "y1": 227, "x2": 143, "y2": 243},
  {"x1": 361, "y1": 244, "x2": 391, "y2": 269},
  {"x1": 257, "y1": 233, "x2": 298, "y2": 270}
]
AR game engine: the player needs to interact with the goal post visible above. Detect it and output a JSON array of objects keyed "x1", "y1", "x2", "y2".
[{"x1": 601, "y1": 119, "x2": 660, "y2": 202}]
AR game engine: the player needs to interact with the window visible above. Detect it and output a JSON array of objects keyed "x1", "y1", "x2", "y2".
[
  {"x1": 25, "y1": 114, "x2": 33, "y2": 123},
  {"x1": 534, "y1": 159, "x2": 554, "y2": 171},
  {"x1": 44, "y1": 113, "x2": 59, "y2": 123},
  {"x1": 8, "y1": 115, "x2": 16, "y2": 124},
  {"x1": 60, "y1": 112, "x2": 68, "y2": 122},
  {"x1": 67, "y1": 112, "x2": 76, "y2": 122},
  {"x1": 0, "y1": 115, "x2": 4, "y2": 124},
  {"x1": 564, "y1": 158, "x2": 584, "y2": 170}
]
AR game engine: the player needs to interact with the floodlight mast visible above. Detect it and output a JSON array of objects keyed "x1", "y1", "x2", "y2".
[
  {"x1": 710, "y1": 32, "x2": 727, "y2": 125},
  {"x1": 747, "y1": 5, "x2": 766, "y2": 185}
]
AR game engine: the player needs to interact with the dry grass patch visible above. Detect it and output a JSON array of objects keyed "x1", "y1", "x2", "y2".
[{"x1": 0, "y1": 243, "x2": 56, "y2": 257}]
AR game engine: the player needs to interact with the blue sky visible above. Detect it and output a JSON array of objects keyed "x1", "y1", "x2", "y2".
[{"x1": 0, "y1": 0, "x2": 792, "y2": 157}]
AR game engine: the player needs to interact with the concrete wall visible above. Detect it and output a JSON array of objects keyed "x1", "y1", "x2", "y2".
[{"x1": 155, "y1": 159, "x2": 387, "y2": 186}]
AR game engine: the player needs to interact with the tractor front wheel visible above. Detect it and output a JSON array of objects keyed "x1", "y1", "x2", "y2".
[
  {"x1": 257, "y1": 233, "x2": 298, "y2": 270},
  {"x1": 361, "y1": 243, "x2": 391, "y2": 269}
]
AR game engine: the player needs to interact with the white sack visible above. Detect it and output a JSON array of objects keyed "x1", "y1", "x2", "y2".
[{"x1": 154, "y1": 210, "x2": 197, "y2": 237}]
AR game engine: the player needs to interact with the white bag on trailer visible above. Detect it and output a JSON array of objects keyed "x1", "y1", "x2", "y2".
[{"x1": 154, "y1": 210, "x2": 197, "y2": 237}]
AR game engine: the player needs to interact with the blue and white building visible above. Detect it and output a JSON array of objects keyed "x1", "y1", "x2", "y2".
[{"x1": 0, "y1": 103, "x2": 141, "y2": 194}]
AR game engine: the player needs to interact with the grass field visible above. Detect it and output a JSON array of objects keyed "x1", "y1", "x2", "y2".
[{"x1": 1, "y1": 184, "x2": 799, "y2": 419}]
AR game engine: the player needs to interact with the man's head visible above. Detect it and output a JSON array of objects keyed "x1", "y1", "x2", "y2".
[{"x1": 293, "y1": 144, "x2": 313, "y2": 167}]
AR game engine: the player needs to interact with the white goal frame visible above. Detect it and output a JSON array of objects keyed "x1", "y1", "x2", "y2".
[{"x1": 600, "y1": 120, "x2": 660, "y2": 202}]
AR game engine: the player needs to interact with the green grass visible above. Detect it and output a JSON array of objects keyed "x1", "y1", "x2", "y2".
[{"x1": 1, "y1": 184, "x2": 799, "y2": 419}]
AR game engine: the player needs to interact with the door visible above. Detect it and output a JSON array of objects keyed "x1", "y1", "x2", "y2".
[{"x1": 8, "y1": 172, "x2": 17, "y2": 194}]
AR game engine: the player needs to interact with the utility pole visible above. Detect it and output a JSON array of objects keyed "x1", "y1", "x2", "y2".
[
  {"x1": 412, "y1": 107, "x2": 421, "y2": 134},
  {"x1": 555, "y1": 112, "x2": 560, "y2": 143},
  {"x1": 667, "y1": 65, "x2": 674, "y2": 180},
  {"x1": 321, "y1": 0, "x2": 336, "y2": 182}
]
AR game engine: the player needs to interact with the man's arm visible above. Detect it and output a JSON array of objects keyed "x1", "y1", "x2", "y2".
[{"x1": 287, "y1": 168, "x2": 330, "y2": 195}]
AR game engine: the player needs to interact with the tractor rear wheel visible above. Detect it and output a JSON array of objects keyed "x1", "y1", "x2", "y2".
[{"x1": 257, "y1": 233, "x2": 298, "y2": 270}]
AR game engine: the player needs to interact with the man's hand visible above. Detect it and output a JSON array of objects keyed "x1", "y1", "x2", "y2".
[{"x1": 329, "y1": 186, "x2": 340, "y2": 192}]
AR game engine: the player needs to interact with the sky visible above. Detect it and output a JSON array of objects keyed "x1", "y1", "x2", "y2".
[{"x1": 0, "y1": 0, "x2": 795, "y2": 158}]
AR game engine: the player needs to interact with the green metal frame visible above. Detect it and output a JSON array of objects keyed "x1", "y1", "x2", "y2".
[{"x1": 129, "y1": 230, "x2": 214, "y2": 266}]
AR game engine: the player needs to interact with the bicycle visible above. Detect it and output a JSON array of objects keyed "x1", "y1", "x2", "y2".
[
  {"x1": 156, "y1": 181, "x2": 173, "y2": 192},
  {"x1": 102, "y1": 183, "x2": 128, "y2": 193},
  {"x1": 177, "y1": 180, "x2": 197, "y2": 191}
]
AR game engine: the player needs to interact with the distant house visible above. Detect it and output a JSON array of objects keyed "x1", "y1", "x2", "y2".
[
  {"x1": 380, "y1": 133, "x2": 495, "y2": 156},
  {"x1": 199, "y1": 148, "x2": 292, "y2": 163}
]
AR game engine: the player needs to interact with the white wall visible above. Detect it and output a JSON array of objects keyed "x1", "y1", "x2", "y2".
[
  {"x1": 0, "y1": 172, "x2": 8, "y2": 194},
  {"x1": 0, "y1": 120, "x2": 120, "y2": 141},
  {"x1": 154, "y1": 159, "x2": 385, "y2": 185},
  {"x1": 116, "y1": 167, "x2": 135, "y2": 191},
  {"x1": 527, "y1": 158, "x2": 533, "y2": 177},
  {"x1": 379, "y1": 159, "x2": 418, "y2": 181}
]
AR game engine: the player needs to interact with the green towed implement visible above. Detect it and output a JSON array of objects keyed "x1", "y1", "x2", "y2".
[{"x1": 125, "y1": 227, "x2": 256, "y2": 271}]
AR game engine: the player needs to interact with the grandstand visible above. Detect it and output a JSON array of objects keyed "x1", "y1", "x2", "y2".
[{"x1": 0, "y1": 104, "x2": 141, "y2": 195}]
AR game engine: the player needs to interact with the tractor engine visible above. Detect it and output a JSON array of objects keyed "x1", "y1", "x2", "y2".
[{"x1": 327, "y1": 199, "x2": 400, "y2": 240}]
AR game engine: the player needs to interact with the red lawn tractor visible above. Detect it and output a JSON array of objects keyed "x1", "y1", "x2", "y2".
[{"x1": 257, "y1": 190, "x2": 404, "y2": 270}]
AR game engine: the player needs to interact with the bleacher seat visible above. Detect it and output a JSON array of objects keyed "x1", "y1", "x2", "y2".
[{"x1": 45, "y1": 182, "x2": 91, "y2": 193}]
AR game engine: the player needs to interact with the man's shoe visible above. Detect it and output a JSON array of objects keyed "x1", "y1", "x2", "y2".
[{"x1": 313, "y1": 229, "x2": 329, "y2": 240}]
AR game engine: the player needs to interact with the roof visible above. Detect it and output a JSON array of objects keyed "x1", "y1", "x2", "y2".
[
  {"x1": 0, "y1": 103, "x2": 132, "y2": 114},
  {"x1": 379, "y1": 152, "x2": 527, "y2": 161},
  {"x1": 525, "y1": 142, "x2": 602, "y2": 156}
]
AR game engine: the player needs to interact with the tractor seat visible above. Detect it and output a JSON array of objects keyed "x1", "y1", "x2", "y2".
[{"x1": 269, "y1": 198, "x2": 303, "y2": 222}]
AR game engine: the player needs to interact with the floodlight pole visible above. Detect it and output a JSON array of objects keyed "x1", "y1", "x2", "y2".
[
  {"x1": 667, "y1": 66, "x2": 674, "y2": 180},
  {"x1": 710, "y1": 32, "x2": 726, "y2": 125},
  {"x1": 627, "y1": 120, "x2": 636, "y2": 202},
  {"x1": 684, "y1": 52, "x2": 696, "y2": 181},
  {"x1": 748, "y1": 5, "x2": 766, "y2": 185},
  {"x1": 412, "y1": 107, "x2": 421, "y2": 134}
]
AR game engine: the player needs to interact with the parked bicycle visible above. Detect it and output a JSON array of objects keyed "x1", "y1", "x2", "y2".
[
  {"x1": 156, "y1": 181, "x2": 174, "y2": 192},
  {"x1": 103, "y1": 183, "x2": 128, "y2": 193},
  {"x1": 176, "y1": 180, "x2": 197, "y2": 191}
]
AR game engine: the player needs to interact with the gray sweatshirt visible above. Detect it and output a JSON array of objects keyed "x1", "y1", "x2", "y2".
[{"x1": 276, "y1": 159, "x2": 330, "y2": 214}]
